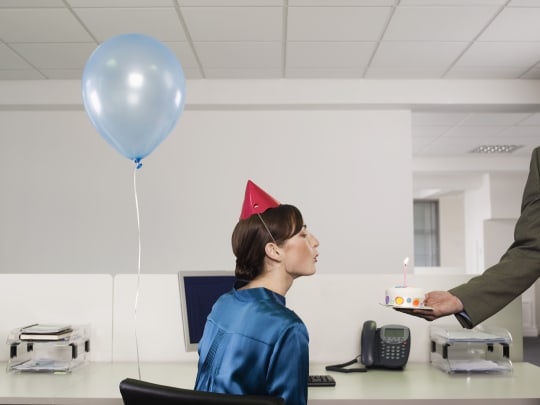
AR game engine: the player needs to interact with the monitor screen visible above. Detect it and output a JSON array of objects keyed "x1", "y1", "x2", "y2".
[{"x1": 178, "y1": 271, "x2": 236, "y2": 352}]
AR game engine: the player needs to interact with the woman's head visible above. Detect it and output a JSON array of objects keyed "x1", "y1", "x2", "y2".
[{"x1": 232, "y1": 204, "x2": 304, "y2": 280}]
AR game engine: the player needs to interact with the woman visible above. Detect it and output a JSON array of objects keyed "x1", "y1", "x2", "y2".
[{"x1": 194, "y1": 180, "x2": 320, "y2": 405}]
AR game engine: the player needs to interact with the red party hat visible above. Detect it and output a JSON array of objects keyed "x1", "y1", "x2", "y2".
[{"x1": 240, "y1": 180, "x2": 280, "y2": 220}]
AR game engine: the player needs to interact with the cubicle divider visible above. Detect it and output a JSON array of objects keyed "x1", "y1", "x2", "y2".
[
  {"x1": 0, "y1": 274, "x2": 114, "y2": 362},
  {"x1": 0, "y1": 273, "x2": 523, "y2": 364},
  {"x1": 112, "y1": 274, "x2": 197, "y2": 362}
]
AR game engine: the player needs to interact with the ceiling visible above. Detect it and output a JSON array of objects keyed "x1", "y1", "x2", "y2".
[{"x1": 0, "y1": 0, "x2": 540, "y2": 158}]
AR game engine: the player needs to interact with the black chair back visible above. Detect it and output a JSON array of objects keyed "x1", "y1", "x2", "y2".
[{"x1": 119, "y1": 378, "x2": 285, "y2": 405}]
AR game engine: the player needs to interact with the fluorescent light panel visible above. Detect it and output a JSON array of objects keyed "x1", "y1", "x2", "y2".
[{"x1": 469, "y1": 145, "x2": 523, "y2": 154}]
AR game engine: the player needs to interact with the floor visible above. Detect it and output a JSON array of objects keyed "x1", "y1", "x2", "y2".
[{"x1": 523, "y1": 336, "x2": 540, "y2": 366}]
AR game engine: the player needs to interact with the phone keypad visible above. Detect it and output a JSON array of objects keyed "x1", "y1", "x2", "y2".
[{"x1": 380, "y1": 341, "x2": 408, "y2": 360}]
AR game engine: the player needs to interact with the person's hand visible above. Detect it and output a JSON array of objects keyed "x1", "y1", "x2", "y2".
[{"x1": 394, "y1": 291, "x2": 464, "y2": 321}]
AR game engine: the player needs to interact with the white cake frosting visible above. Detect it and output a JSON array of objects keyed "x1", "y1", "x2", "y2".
[{"x1": 385, "y1": 286, "x2": 425, "y2": 308}]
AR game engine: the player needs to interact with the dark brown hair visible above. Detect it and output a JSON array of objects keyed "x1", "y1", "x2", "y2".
[{"x1": 232, "y1": 204, "x2": 304, "y2": 281}]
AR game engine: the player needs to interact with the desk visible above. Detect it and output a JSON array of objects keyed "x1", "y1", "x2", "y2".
[{"x1": 0, "y1": 362, "x2": 539, "y2": 404}]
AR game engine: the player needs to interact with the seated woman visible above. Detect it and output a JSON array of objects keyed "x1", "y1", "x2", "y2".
[{"x1": 195, "y1": 180, "x2": 320, "y2": 405}]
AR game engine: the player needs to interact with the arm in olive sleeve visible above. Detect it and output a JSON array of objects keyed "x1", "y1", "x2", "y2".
[{"x1": 450, "y1": 147, "x2": 540, "y2": 328}]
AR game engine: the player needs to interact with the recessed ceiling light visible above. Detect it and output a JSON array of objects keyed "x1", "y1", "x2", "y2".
[{"x1": 469, "y1": 145, "x2": 523, "y2": 154}]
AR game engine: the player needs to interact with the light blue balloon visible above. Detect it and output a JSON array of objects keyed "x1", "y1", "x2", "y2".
[{"x1": 82, "y1": 33, "x2": 186, "y2": 167}]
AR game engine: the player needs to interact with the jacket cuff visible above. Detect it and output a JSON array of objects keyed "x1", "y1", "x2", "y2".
[{"x1": 454, "y1": 311, "x2": 474, "y2": 329}]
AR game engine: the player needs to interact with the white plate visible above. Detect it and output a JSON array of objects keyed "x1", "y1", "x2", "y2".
[{"x1": 379, "y1": 303, "x2": 434, "y2": 311}]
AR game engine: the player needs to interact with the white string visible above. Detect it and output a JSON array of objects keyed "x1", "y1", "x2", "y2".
[{"x1": 133, "y1": 165, "x2": 142, "y2": 380}]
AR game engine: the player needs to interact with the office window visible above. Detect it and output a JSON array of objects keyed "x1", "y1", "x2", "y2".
[{"x1": 414, "y1": 200, "x2": 440, "y2": 266}]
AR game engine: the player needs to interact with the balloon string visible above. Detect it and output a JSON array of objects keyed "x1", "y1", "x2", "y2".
[{"x1": 133, "y1": 165, "x2": 142, "y2": 380}]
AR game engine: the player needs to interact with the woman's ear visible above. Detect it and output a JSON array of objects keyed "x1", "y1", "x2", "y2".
[{"x1": 264, "y1": 242, "x2": 282, "y2": 262}]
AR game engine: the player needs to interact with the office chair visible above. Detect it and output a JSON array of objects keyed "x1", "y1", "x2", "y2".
[{"x1": 119, "y1": 378, "x2": 285, "y2": 405}]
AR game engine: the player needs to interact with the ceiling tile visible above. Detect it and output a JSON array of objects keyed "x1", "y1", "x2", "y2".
[
  {"x1": 0, "y1": 8, "x2": 94, "y2": 42},
  {"x1": 412, "y1": 112, "x2": 469, "y2": 126},
  {"x1": 0, "y1": 69, "x2": 44, "y2": 79},
  {"x1": 508, "y1": 0, "x2": 540, "y2": 6},
  {"x1": 286, "y1": 41, "x2": 375, "y2": 69},
  {"x1": 445, "y1": 66, "x2": 527, "y2": 79},
  {"x1": 40, "y1": 68, "x2": 85, "y2": 79},
  {"x1": 384, "y1": 6, "x2": 500, "y2": 41},
  {"x1": 204, "y1": 68, "x2": 282, "y2": 78},
  {"x1": 180, "y1": 6, "x2": 282, "y2": 41},
  {"x1": 287, "y1": 6, "x2": 392, "y2": 41},
  {"x1": 67, "y1": 0, "x2": 173, "y2": 6},
  {"x1": 412, "y1": 126, "x2": 451, "y2": 138},
  {"x1": 500, "y1": 125, "x2": 540, "y2": 137},
  {"x1": 163, "y1": 42, "x2": 199, "y2": 70},
  {"x1": 286, "y1": 67, "x2": 364, "y2": 78},
  {"x1": 517, "y1": 113, "x2": 540, "y2": 125},
  {"x1": 419, "y1": 139, "x2": 496, "y2": 156},
  {"x1": 11, "y1": 43, "x2": 97, "y2": 69},
  {"x1": 288, "y1": 1, "x2": 395, "y2": 5},
  {"x1": 401, "y1": 0, "x2": 506, "y2": 5},
  {"x1": 368, "y1": 41, "x2": 467, "y2": 76},
  {"x1": 412, "y1": 136, "x2": 436, "y2": 154},
  {"x1": 520, "y1": 65, "x2": 540, "y2": 79},
  {"x1": 444, "y1": 125, "x2": 506, "y2": 137},
  {"x1": 181, "y1": 68, "x2": 203, "y2": 79},
  {"x1": 480, "y1": 7, "x2": 540, "y2": 41},
  {"x1": 0, "y1": 43, "x2": 33, "y2": 69},
  {"x1": 461, "y1": 112, "x2": 531, "y2": 125},
  {"x1": 194, "y1": 42, "x2": 282, "y2": 69},
  {"x1": 178, "y1": 0, "x2": 282, "y2": 5},
  {"x1": 74, "y1": 7, "x2": 186, "y2": 42},
  {"x1": 365, "y1": 67, "x2": 445, "y2": 78},
  {"x1": 0, "y1": 0, "x2": 64, "y2": 7},
  {"x1": 454, "y1": 42, "x2": 540, "y2": 69}
]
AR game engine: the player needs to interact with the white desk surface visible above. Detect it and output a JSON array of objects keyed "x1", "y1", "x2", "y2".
[{"x1": 1, "y1": 362, "x2": 540, "y2": 404}]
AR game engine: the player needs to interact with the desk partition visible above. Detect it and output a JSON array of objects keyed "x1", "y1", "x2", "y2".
[
  {"x1": 0, "y1": 273, "x2": 524, "y2": 363},
  {"x1": 0, "y1": 274, "x2": 113, "y2": 362}
]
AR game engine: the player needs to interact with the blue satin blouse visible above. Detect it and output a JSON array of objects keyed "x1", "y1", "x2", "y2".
[{"x1": 194, "y1": 285, "x2": 309, "y2": 405}]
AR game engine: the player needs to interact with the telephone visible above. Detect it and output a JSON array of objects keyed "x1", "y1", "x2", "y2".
[
  {"x1": 326, "y1": 320, "x2": 411, "y2": 373},
  {"x1": 360, "y1": 320, "x2": 410, "y2": 369}
]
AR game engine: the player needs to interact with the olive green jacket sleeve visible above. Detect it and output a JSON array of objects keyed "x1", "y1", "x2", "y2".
[{"x1": 449, "y1": 146, "x2": 540, "y2": 328}]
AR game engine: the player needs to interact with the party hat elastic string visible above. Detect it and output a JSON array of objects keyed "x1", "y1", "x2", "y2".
[{"x1": 257, "y1": 213, "x2": 278, "y2": 245}]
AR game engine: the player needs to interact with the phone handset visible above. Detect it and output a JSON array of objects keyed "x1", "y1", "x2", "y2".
[{"x1": 360, "y1": 320, "x2": 377, "y2": 367}]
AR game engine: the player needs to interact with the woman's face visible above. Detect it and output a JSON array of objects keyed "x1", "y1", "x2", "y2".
[{"x1": 281, "y1": 225, "x2": 319, "y2": 278}]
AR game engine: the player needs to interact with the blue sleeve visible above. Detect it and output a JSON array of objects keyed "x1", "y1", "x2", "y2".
[{"x1": 266, "y1": 323, "x2": 309, "y2": 405}]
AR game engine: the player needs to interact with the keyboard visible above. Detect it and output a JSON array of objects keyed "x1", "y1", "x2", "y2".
[{"x1": 308, "y1": 374, "x2": 336, "y2": 387}]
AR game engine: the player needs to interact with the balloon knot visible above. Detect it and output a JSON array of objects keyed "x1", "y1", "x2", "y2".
[{"x1": 134, "y1": 158, "x2": 143, "y2": 169}]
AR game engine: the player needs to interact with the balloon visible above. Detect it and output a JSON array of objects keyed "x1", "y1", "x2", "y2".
[{"x1": 82, "y1": 33, "x2": 186, "y2": 167}]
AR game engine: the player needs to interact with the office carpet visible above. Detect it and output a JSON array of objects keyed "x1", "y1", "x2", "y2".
[{"x1": 523, "y1": 337, "x2": 540, "y2": 366}]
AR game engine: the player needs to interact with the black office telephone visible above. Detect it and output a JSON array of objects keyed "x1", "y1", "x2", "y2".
[{"x1": 326, "y1": 320, "x2": 411, "y2": 373}]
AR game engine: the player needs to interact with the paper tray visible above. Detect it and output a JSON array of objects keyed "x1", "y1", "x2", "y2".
[{"x1": 430, "y1": 325, "x2": 513, "y2": 374}]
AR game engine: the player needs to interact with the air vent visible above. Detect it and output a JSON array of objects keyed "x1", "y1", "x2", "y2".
[{"x1": 469, "y1": 145, "x2": 523, "y2": 154}]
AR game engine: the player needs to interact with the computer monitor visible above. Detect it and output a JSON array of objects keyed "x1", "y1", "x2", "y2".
[{"x1": 178, "y1": 271, "x2": 236, "y2": 352}]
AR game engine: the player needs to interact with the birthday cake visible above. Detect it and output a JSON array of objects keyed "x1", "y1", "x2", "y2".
[{"x1": 385, "y1": 286, "x2": 425, "y2": 308}]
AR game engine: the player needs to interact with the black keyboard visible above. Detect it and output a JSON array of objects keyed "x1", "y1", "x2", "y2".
[{"x1": 308, "y1": 374, "x2": 336, "y2": 387}]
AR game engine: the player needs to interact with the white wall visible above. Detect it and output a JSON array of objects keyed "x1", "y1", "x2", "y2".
[
  {"x1": 463, "y1": 174, "x2": 492, "y2": 274},
  {"x1": 438, "y1": 194, "x2": 465, "y2": 268},
  {"x1": 0, "y1": 108, "x2": 413, "y2": 275}
]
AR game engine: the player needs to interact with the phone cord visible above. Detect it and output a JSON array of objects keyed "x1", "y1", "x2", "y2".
[{"x1": 325, "y1": 356, "x2": 367, "y2": 373}]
